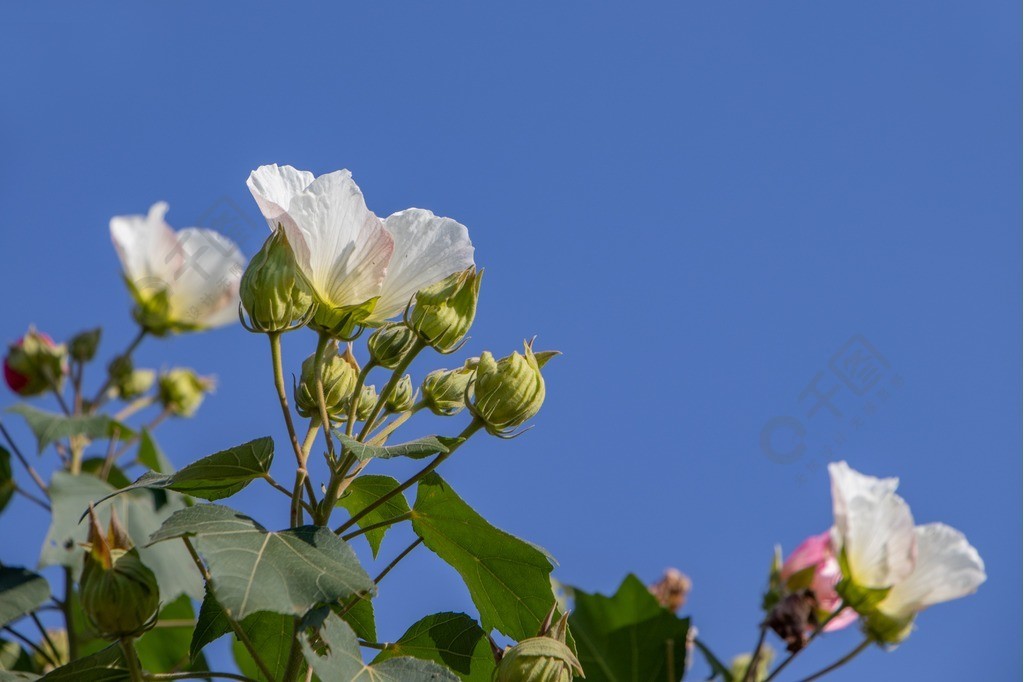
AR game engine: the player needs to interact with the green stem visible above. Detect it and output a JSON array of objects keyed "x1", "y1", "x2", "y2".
[
  {"x1": 62, "y1": 567, "x2": 78, "y2": 661},
  {"x1": 794, "y1": 639, "x2": 871, "y2": 682},
  {"x1": 356, "y1": 340, "x2": 425, "y2": 443},
  {"x1": 312, "y1": 333, "x2": 336, "y2": 459},
  {"x1": 742, "y1": 624, "x2": 769, "y2": 682},
  {"x1": 763, "y1": 606, "x2": 845, "y2": 682},
  {"x1": 120, "y1": 637, "x2": 144, "y2": 682},
  {"x1": 335, "y1": 419, "x2": 482, "y2": 535},
  {"x1": 340, "y1": 511, "x2": 414, "y2": 541},
  {"x1": 280, "y1": 625, "x2": 305, "y2": 682},
  {"x1": 269, "y1": 333, "x2": 317, "y2": 525},
  {"x1": 90, "y1": 328, "x2": 147, "y2": 412},
  {"x1": 344, "y1": 363, "x2": 374, "y2": 438}
]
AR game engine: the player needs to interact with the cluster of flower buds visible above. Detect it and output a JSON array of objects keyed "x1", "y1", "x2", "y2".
[
  {"x1": 469, "y1": 340, "x2": 558, "y2": 436},
  {"x1": 240, "y1": 227, "x2": 316, "y2": 333},
  {"x1": 157, "y1": 368, "x2": 215, "y2": 417},
  {"x1": 495, "y1": 607, "x2": 583, "y2": 682},
  {"x1": 408, "y1": 267, "x2": 482, "y2": 353},
  {"x1": 3, "y1": 328, "x2": 67, "y2": 396},
  {"x1": 80, "y1": 506, "x2": 160, "y2": 640}
]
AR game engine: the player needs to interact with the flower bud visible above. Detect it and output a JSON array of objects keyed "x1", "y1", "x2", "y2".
[
  {"x1": 157, "y1": 368, "x2": 214, "y2": 417},
  {"x1": 80, "y1": 507, "x2": 159, "y2": 640},
  {"x1": 367, "y1": 323, "x2": 418, "y2": 369},
  {"x1": 495, "y1": 613, "x2": 582, "y2": 682},
  {"x1": 116, "y1": 368, "x2": 156, "y2": 401},
  {"x1": 408, "y1": 268, "x2": 482, "y2": 353},
  {"x1": 385, "y1": 375, "x2": 414, "y2": 413},
  {"x1": 730, "y1": 647, "x2": 774, "y2": 682},
  {"x1": 4, "y1": 329, "x2": 67, "y2": 396},
  {"x1": 68, "y1": 328, "x2": 102, "y2": 363},
  {"x1": 240, "y1": 227, "x2": 315, "y2": 333},
  {"x1": 345, "y1": 384, "x2": 378, "y2": 422},
  {"x1": 421, "y1": 361, "x2": 476, "y2": 416},
  {"x1": 470, "y1": 340, "x2": 557, "y2": 436},
  {"x1": 649, "y1": 568, "x2": 692, "y2": 612},
  {"x1": 294, "y1": 343, "x2": 358, "y2": 419}
]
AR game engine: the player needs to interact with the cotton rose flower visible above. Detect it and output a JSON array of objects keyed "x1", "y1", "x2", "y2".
[
  {"x1": 110, "y1": 203, "x2": 245, "y2": 335},
  {"x1": 246, "y1": 164, "x2": 474, "y2": 334},
  {"x1": 779, "y1": 532, "x2": 856, "y2": 632},
  {"x1": 828, "y1": 461, "x2": 986, "y2": 643}
]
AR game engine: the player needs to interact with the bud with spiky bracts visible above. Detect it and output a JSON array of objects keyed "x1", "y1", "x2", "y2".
[
  {"x1": 367, "y1": 323, "x2": 419, "y2": 369},
  {"x1": 385, "y1": 375, "x2": 414, "y2": 413},
  {"x1": 470, "y1": 340, "x2": 558, "y2": 436},
  {"x1": 408, "y1": 267, "x2": 482, "y2": 353},
  {"x1": 158, "y1": 368, "x2": 214, "y2": 417},
  {"x1": 240, "y1": 227, "x2": 316, "y2": 333},
  {"x1": 294, "y1": 341, "x2": 359, "y2": 420},
  {"x1": 421, "y1": 359, "x2": 477, "y2": 416},
  {"x1": 495, "y1": 605, "x2": 583, "y2": 682}
]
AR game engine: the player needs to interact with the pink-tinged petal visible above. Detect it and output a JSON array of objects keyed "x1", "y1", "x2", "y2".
[
  {"x1": 781, "y1": 531, "x2": 832, "y2": 582},
  {"x1": 246, "y1": 164, "x2": 315, "y2": 226},
  {"x1": 822, "y1": 606, "x2": 859, "y2": 632}
]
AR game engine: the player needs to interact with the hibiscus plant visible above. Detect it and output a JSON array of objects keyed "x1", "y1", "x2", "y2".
[{"x1": 0, "y1": 165, "x2": 986, "y2": 682}]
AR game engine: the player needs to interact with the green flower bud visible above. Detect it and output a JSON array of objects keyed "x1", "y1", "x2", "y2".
[
  {"x1": 408, "y1": 268, "x2": 482, "y2": 353},
  {"x1": 294, "y1": 342, "x2": 358, "y2": 419},
  {"x1": 116, "y1": 368, "x2": 156, "y2": 401},
  {"x1": 157, "y1": 368, "x2": 214, "y2": 417},
  {"x1": 385, "y1": 375, "x2": 414, "y2": 413},
  {"x1": 367, "y1": 323, "x2": 418, "y2": 369},
  {"x1": 421, "y1": 360, "x2": 476, "y2": 416},
  {"x1": 496, "y1": 612, "x2": 583, "y2": 682},
  {"x1": 68, "y1": 328, "x2": 101, "y2": 363},
  {"x1": 345, "y1": 384, "x2": 378, "y2": 422},
  {"x1": 730, "y1": 648, "x2": 774, "y2": 682},
  {"x1": 3, "y1": 328, "x2": 67, "y2": 397},
  {"x1": 240, "y1": 228, "x2": 315, "y2": 333},
  {"x1": 80, "y1": 507, "x2": 159, "y2": 640},
  {"x1": 470, "y1": 340, "x2": 558, "y2": 436}
]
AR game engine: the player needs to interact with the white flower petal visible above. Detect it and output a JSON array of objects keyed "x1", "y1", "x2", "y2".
[
  {"x1": 828, "y1": 461, "x2": 917, "y2": 588},
  {"x1": 166, "y1": 228, "x2": 245, "y2": 328},
  {"x1": 109, "y1": 202, "x2": 180, "y2": 285},
  {"x1": 878, "y1": 523, "x2": 986, "y2": 620},
  {"x1": 246, "y1": 164, "x2": 315, "y2": 226},
  {"x1": 283, "y1": 170, "x2": 393, "y2": 309},
  {"x1": 369, "y1": 208, "x2": 475, "y2": 323}
]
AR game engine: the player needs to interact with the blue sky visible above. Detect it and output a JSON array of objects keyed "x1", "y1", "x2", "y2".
[{"x1": 0, "y1": 2, "x2": 1019, "y2": 679}]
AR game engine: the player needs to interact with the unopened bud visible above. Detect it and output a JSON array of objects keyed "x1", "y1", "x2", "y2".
[
  {"x1": 367, "y1": 323, "x2": 418, "y2": 369},
  {"x1": 649, "y1": 568, "x2": 692, "y2": 612},
  {"x1": 495, "y1": 612, "x2": 582, "y2": 682},
  {"x1": 294, "y1": 343, "x2": 358, "y2": 419},
  {"x1": 68, "y1": 328, "x2": 102, "y2": 363},
  {"x1": 470, "y1": 340, "x2": 557, "y2": 435},
  {"x1": 346, "y1": 384, "x2": 378, "y2": 422},
  {"x1": 408, "y1": 268, "x2": 482, "y2": 353},
  {"x1": 80, "y1": 507, "x2": 159, "y2": 640},
  {"x1": 4, "y1": 329, "x2": 67, "y2": 396},
  {"x1": 730, "y1": 647, "x2": 775, "y2": 682},
  {"x1": 385, "y1": 375, "x2": 414, "y2": 413},
  {"x1": 157, "y1": 368, "x2": 214, "y2": 417},
  {"x1": 421, "y1": 361, "x2": 476, "y2": 416},
  {"x1": 116, "y1": 368, "x2": 156, "y2": 400},
  {"x1": 240, "y1": 227, "x2": 315, "y2": 333}
]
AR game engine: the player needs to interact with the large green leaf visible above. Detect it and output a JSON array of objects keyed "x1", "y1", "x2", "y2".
[
  {"x1": 136, "y1": 429, "x2": 174, "y2": 474},
  {"x1": 0, "y1": 671, "x2": 37, "y2": 681},
  {"x1": 232, "y1": 611, "x2": 295, "y2": 682},
  {"x1": 336, "y1": 474, "x2": 411, "y2": 558},
  {"x1": 94, "y1": 437, "x2": 273, "y2": 504},
  {"x1": 302, "y1": 613, "x2": 457, "y2": 681},
  {"x1": 374, "y1": 612, "x2": 495, "y2": 681},
  {"x1": 336, "y1": 433, "x2": 452, "y2": 462},
  {"x1": 40, "y1": 471, "x2": 203, "y2": 601},
  {"x1": 0, "y1": 447, "x2": 13, "y2": 513},
  {"x1": 569, "y1": 574, "x2": 690, "y2": 682},
  {"x1": 190, "y1": 585, "x2": 231, "y2": 661},
  {"x1": 38, "y1": 644, "x2": 128, "y2": 681},
  {"x1": 411, "y1": 473, "x2": 560, "y2": 641},
  {"x1": 7, "y1": 406, "x2": 133, "y2": 454},
  {"x1": 148, "y1": 504, "x2": 374, "y2": 619},
  {"x1": 0, "y1": 567, "x2": 49, "y2": 627}
]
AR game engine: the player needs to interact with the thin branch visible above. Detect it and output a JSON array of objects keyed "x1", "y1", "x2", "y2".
[
  {"x1": 374, "y1": 537, "x2": 423, "y2": 585},
  {"x1": 340, "y1": 511, "x2": 413, "y2": 542},
  {"x1": 14, "y1": 484, "x2": 50, "y2": 511},
  {"x1": 0, "y1": 421, "x2": 48, "y2": 493},
  {"x1": 3, "y1": 626, "x2": 59, "y2": 669},
  {"x1": 795, "y1": 639, "x2": 872, "y2": 682}
]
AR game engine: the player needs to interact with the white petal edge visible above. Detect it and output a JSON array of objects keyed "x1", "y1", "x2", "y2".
[
  {"x1": 246, "y1": 164, "x2": 315, "y2": 226},
  {"x1": 110, "y1": 202, "x2": 180, "y2": 286},
  {"x1": 878, "y1": 523, "x2": 986, "y2": 621},
  {"x1": 166, "y1": 228, "x2": 246, "y2": 328},
  {"x1": 369, "y1": 208, "x2": 475, "y2": 323},
  {"x1": 828, "y1": 461, "x2": 917, "y2": 588}
]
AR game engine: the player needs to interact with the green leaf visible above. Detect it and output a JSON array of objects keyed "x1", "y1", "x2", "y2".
[
  {"x1": 38, "y1": 644, "x2": 128, "y2": 681},
  {"x1": 94, "y1": 437, "x2": 273, "y2": 505},
  {"x1": 7, "y1": 405, "x2": 134, "y2": 454},
  {"x1": 136, "y1": 429, "x2": 174, "y2": 474},
  {"x1": 374, "y1": 612, "x2": 495, "y2": 681},
  {"x1": 0, "y1": 638, "x2": 35, "y2": 673},
  {"x1": 190, "y1": 585, "x2": 231, "y2": 661},
  {"x1": 569, "y1": 574, "x2": 690, "y2": 682},
  {"x1": 336, "y1": 475, "x2": 411, "y2": 558},
  {"x1": 79, "y1": 458, "x2": 132, "y2": 489},
  {"x1": 231, "y1": 611, "x2": 295, "y2": 682},
  {"x1": 148, "y1": 504, "x2": 374, "y2": 619},
  {"x1": 135, "y1": 595, "x2": 207, "y2": 674},
  {"x1": 336, "y1": 433, "x2": 452, "y2": 462},
  {"x1": 0, "y1": 567, "x2": 49, "y2": 627},
  {"x1": 0, "y1": 447, "x2": 14, "y2": 513},
  {"x1": 694, "y1": 639, "x2": 734, "y2": 682},
  {"x1": 0, "y1": 671, "x2": 38, "y2": 681},
  {"x1": 41, "y1": 471, "x2": 203, "y2": 601},
  {"x1": 302, "y1": 613, "x2": 457, "y2": 681},
  {"x1": 411, "y1": 473, "x2": 561, "y2": 641}
]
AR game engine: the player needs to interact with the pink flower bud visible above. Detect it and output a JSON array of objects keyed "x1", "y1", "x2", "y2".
[
  {"x1": 4, "y1": 330, "x2": 66, "y2": 396},
  {"x1": 780, "y1": 531, "x2": 856, "y2": 632}
]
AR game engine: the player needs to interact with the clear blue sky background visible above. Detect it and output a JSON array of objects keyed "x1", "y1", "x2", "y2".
[{"x1": 0, "y1": 3, "x2": 1019, "y2": 680}]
